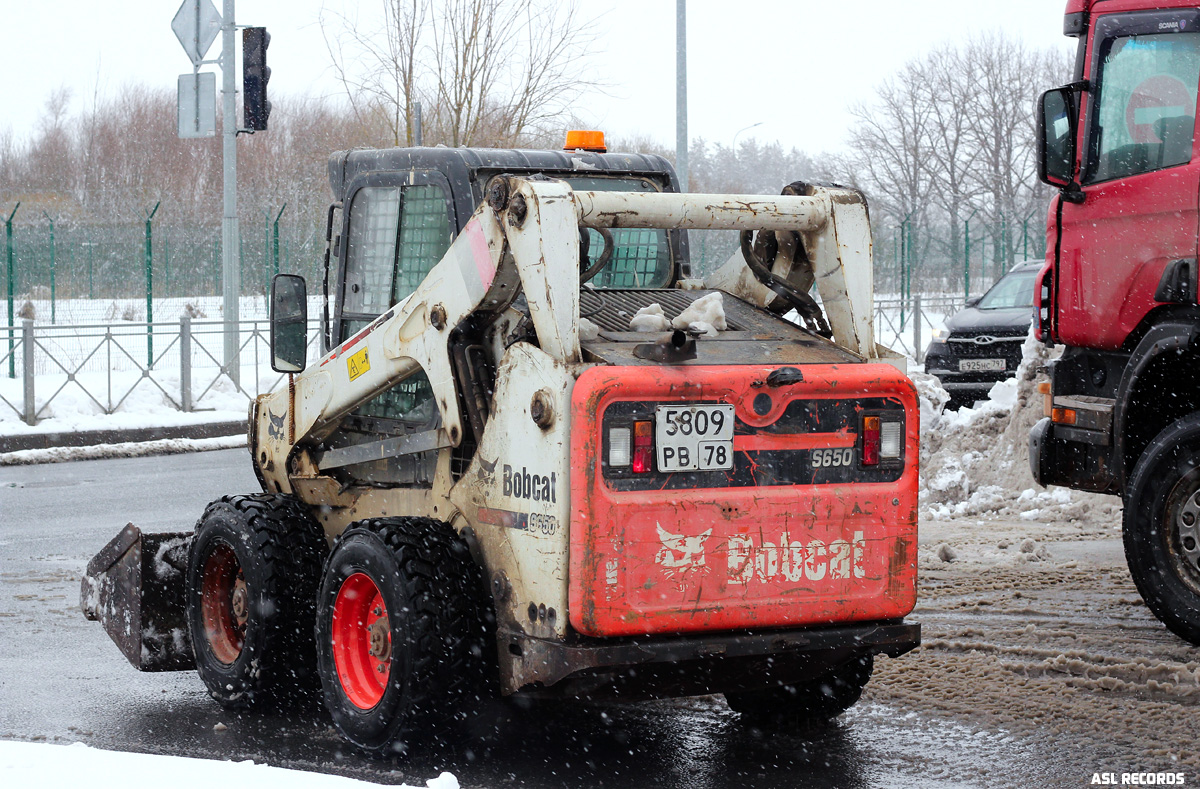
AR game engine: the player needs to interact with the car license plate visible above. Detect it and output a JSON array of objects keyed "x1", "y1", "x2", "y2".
[
  {"x1": 959, "y1": 358, "x2": 1006, "y2": 372},
  {"x1": 655, "y1": 404, "x2": 735, "y2": 472}
]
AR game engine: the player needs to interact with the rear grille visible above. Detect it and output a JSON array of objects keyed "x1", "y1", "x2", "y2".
[{"x1": 580, "y1": 289, "x2": 745, "y2": 333}]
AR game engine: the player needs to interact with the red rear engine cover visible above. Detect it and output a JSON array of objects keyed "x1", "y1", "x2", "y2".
[{"x1": 568, "y1": 363, "x2": 919, "y2": 637}]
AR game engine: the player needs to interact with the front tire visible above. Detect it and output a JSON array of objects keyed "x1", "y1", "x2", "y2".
[
  {"x1": 1123, "y1": 413, "x2": 1200, "y2": 644},
  {"x1": 725, "y1": 654, "x2": 873, "y2": 725},
  {"x1": 186, "y1": 494, "x2": 328, "y2": 708},
  {"x1": 315, "y1": 518, "x2": 490, "y2": 754}
]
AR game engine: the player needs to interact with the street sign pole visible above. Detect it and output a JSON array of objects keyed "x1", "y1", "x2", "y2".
[
  {"x1": 172, "y1": 0, "x2": 231, "y2": 379},
  {"x1": 221, "y1": 0, "x2": 240, "y2": 387},
  {"x1": 675, "y1": 0, "x2": 688, "y2": 193}
]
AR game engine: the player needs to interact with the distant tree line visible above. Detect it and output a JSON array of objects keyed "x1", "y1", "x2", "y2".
[
  {"x1": 831, "y1": 34, "x2": 1073, "y2": 292},
  {"x1": 0, "y1": 12, "x2": 1070, "y2": 297}
]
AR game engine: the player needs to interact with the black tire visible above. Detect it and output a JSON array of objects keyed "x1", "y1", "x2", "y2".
[
  {"x1": 725, "y1": 654, "x2": 873, "y2": 725},
  {"x1": 186, "y1": 494, "x2": 328, "y2": 709},
  {"x1": 1123, "y1": 413, "x2": 1200, "y2": 644},
  {"x1": 315, "y1": 517, "x2": 491, "y2": 754}
]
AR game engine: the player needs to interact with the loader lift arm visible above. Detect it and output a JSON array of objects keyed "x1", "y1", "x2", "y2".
[{"x1": 259, "y1": 177, "x2": 891, "y2": 487}]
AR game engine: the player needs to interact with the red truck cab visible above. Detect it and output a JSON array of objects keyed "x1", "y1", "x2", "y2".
[{"x1": 1032, "y1": 0, "x2": 1200, "y2": 643}]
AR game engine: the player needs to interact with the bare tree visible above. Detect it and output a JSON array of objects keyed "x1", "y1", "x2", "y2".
[
  {"x1": 322, "y1": 0, "x2": 427, "y2": 146},
  {"x1": 922, "y1": 45, "x2": 983, "y2": 274},
  {"x1": 489, "y1": 1, "x2": 598, "y2": 146},
  {"x1": 25, "y1": 87, "x2": 75, "y2": 193},
  {"x1": 840, "y1": 31, "x2": 1074, "y2": 292},
  {"x1": 842, "y1": 61, "x2": 937, "y2": 287},
  {"x1": 324, "y1": 0, "x2": 599, "y2": 149}
]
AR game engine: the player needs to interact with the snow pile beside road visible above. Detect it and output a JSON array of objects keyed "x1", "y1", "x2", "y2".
[
  {"x1": 915, "y1": 333, "x2": 1121, "y2": 524},
  {"x1": 0, "y1": 368, "x2": 251, "y2": 437},
  {"x1": 0, "y1": 740, "x2": 458, "y2": 789},
  {"x1": 0, "y1": 435, "x2": 246, "y2": 466}
]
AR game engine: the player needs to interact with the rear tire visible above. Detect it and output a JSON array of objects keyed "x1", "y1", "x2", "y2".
[
  {"x1": 315, "y1": 518, "x2": 490, "y2": 755},
  {"x1": 1123, "y1": 413, "x2": 1200, "y2": 644},
  {"x1": 186, "y1": 494, "x2": 328, "y2": 709},
  {"x1": 725, "y1": 654, "x2": 873, "y2": 725}
]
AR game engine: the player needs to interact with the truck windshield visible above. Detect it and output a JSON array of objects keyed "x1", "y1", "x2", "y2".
[
  {"x1": 977, "y1": 269, "x2": 1039, "y2": 310},
  {"x1": 1088, "y1": 31, "x2": 1200, "y2": 183},
  {"x1": 565, "y1": 176, "x2": 673, "y2": 288}
]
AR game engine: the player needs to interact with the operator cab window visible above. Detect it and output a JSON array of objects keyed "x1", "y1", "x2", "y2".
[
  {"x1": 565, "y1": 176, "x2": 673, "y2": 288},
  {"x1": 341, "y1": 183, "x2": 453, "y2": 425},
  {"x1": 1087, "y1": 29, "x2": 1200, "y2": 183}
]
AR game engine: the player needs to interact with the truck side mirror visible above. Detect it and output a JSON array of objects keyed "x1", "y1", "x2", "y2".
[
  {"x1": 271, "y1": 273, "x2": 308, "y2": 373},
  {"x1": 1038, "y1": 87, "x2": 1077, "y2": 187}
]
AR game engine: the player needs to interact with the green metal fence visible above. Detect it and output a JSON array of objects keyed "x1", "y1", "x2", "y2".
[
  {"x1": 2, "y1": 204, "x2": 1048, "y2": 329},
  {"x1": 1, "y1": 207, "x2": 323, "y2": 327},
  {"x1": 878, "y1": 214, "x2": 1048, "y2": 299}
]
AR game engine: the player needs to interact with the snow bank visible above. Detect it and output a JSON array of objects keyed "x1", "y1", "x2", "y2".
[
  {"x1": 0, "y1": 740, "x2": 458, "y2": 789},
  {"x1": 915, "y1": 333, "x2": 1121, "y2": 525},
  {"x1": 0, "y1": 435, "x2": 246, "y2": 466},
  {"x1": 0, "y1": 368, "x2": 250, "y2": 437}
]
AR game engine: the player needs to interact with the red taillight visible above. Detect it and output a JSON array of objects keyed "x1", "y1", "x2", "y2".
[
  {"x1": 862, "y1": 416, "x2": 880, "y2": 466},
  {"x1": 632, "y1": 420, "x2": 653, "y2": 474}
]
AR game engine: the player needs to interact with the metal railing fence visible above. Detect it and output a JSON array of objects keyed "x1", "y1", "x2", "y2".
[
  {"x1": 1, "y1": 317, "x2": 322, "y2": 426},
  {"x1": 3, "y1": 291, "x2": 968, "y2": 428},
  {"x1": 873, "y1": 295, "x2": 964, "y2": 363}
]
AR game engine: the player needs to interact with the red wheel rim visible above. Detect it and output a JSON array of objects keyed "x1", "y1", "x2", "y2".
[
  {"x1": 200, "y1": 542, "x2": 246, "y2": 665},
  {"x1": 332, "y1": 572, "x2": 391, "y2": 710}
]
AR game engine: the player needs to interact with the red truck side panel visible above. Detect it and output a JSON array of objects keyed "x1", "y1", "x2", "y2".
[
  {"x1": 1052, "y1": 0, "x2": 1200, "y2": 350},
  {"x1": 568, "y1": 364, "x2": 919, "y2": 638}
]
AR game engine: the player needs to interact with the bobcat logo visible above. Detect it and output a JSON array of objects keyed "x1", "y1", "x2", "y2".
[
  {"x1": 266, "y1": 410, "x2": 285, "y2": 441},
  {"x1": 477, "y1": 456, "x2": 499, "y2": 485},
  {"x1": 655, "y1": 524, "x2": 712, "y2": 588}
]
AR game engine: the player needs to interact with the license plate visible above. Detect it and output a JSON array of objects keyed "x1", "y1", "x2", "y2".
[
  {"x1": 655, "y1": 404, "x2": 735, "y2": 472},
  {"x1": 959, "y1": 358, "x2": 1006, "y2": 372}
]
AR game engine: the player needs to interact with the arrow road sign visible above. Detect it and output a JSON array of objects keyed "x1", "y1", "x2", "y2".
[{"x1": 172, "y1": 0, "x2": 221, "y2": 65}]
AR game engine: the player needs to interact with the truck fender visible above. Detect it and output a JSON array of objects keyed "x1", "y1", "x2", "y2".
[{"x1": 1113, "y1": 320, "x2": 1200, "y2": 484}]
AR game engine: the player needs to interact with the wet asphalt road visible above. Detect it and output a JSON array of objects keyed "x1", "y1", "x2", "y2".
[{"x1": 0, "y1": 449, "x2": 1096, "y2": 788}]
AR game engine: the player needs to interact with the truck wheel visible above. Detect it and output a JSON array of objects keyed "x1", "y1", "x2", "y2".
[
  {"x1": 315, "y1": 518, "x2": 490, "y2": 754},
  {"x1": 725, "y1": 654, "x2": 873, "y2": 725},
  {"x1": 186, "y1": 494, "x2": 328, "y2": 708},
  {"x1": 1123, "y1": 413, "x2": 1200, "y2": 644}
]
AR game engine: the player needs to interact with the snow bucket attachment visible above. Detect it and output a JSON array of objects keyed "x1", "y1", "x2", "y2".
[{"x1": 80, "y1": 523, "x2": 195, "y2": 671}]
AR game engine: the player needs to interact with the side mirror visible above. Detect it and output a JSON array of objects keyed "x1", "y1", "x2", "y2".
[
  {"x1": 966, "y1": 296, "x2": 982, "y2": 309},
  {"x1": 271, "y1": 273, "x2": 307, "y2": 373},
  {"x1": 1038, "y1": 87, "x2": 1077, "y2": 187}
]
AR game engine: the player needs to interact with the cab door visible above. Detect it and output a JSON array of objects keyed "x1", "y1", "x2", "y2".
[
  {"x1": 328, "y1": 171, "x2": 457, "y2": 485},
  {"x1": 1057, "y1": 8, "x2": 1200, "y2": 350}
]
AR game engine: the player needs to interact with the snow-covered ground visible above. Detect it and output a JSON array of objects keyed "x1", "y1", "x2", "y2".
[{"x1": 0, "y1": 741, "x2": 458, "y2": 789}]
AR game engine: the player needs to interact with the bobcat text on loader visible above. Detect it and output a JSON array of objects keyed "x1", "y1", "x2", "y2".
[{"x1": 81, "y1": 137, "x2": 921, "y2": 753}]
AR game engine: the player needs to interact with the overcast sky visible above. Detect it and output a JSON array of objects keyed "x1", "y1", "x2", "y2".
[{"x1": 1, "y1": 0, "x2": 1073, "y2": 154}]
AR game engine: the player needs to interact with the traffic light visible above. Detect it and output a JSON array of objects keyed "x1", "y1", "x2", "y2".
[{"x1": 243, "y1": 27, "x2": 271, "y2": 131}]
